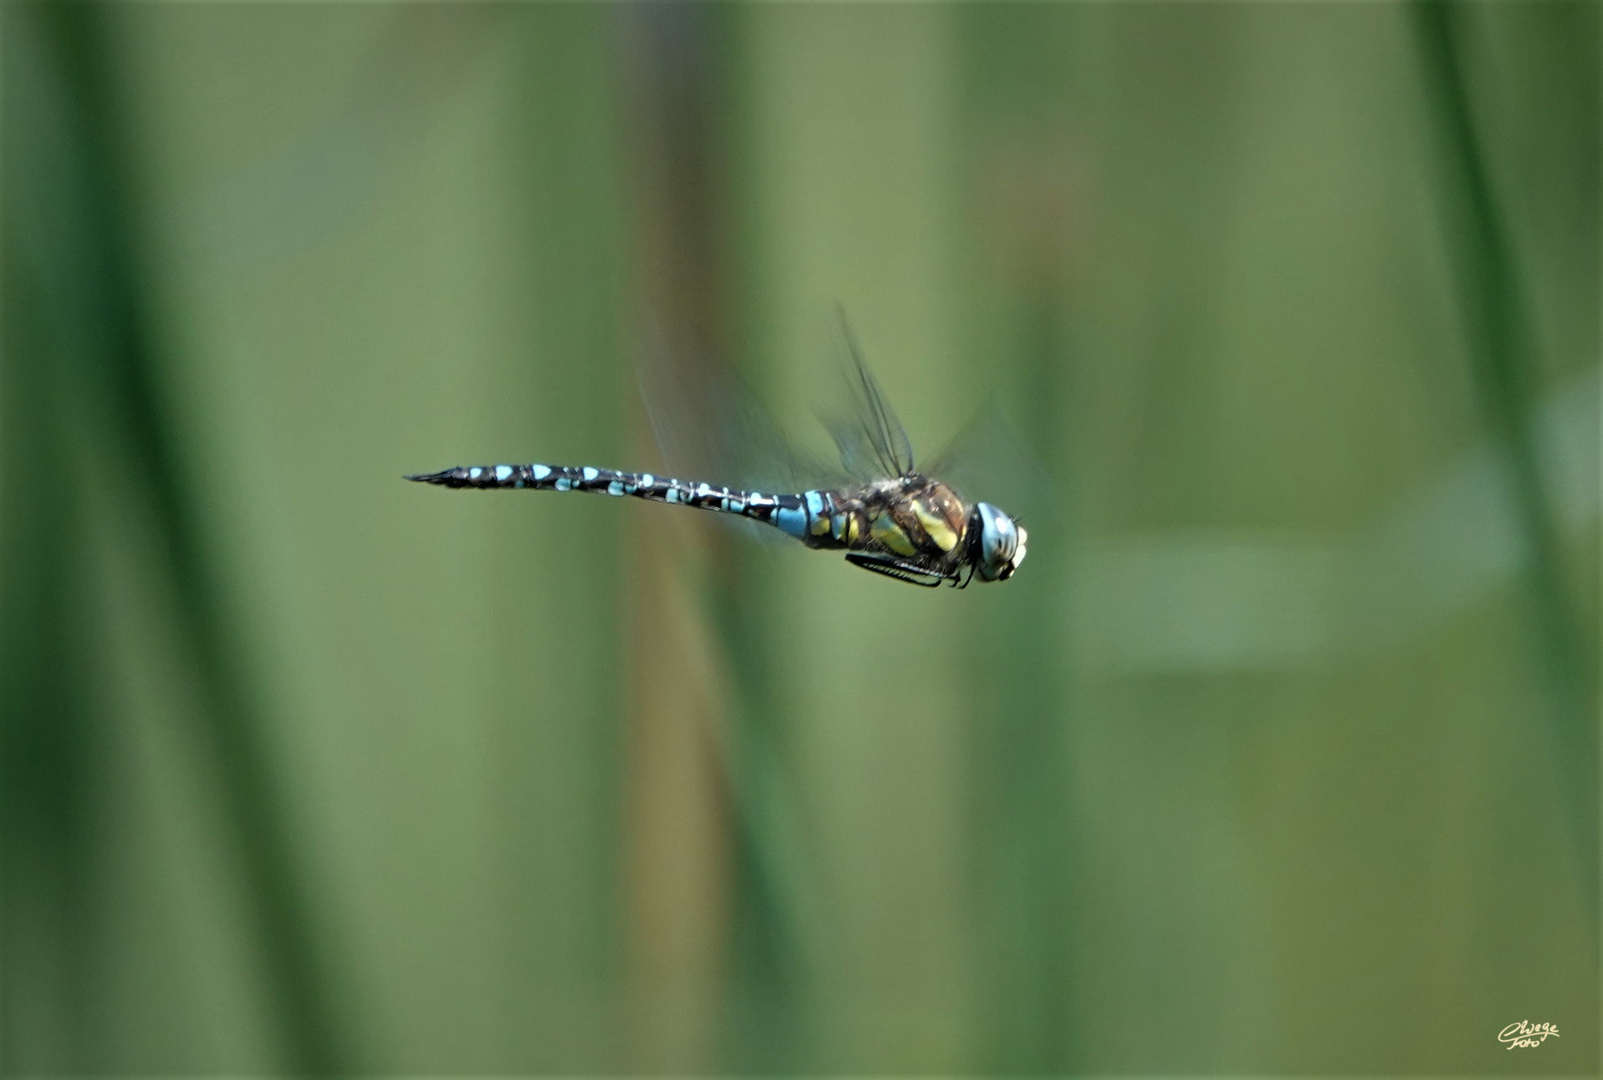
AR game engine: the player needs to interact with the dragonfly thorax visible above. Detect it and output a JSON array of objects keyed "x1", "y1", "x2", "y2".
[{"x1": 813, "y1": 477, "x2": 1024, "y2": 587}]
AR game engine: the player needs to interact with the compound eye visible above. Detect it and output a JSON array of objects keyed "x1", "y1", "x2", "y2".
[
  {"x1": 995, "y1": 519, "x2": 1017, "y2": 559},
  {"x1": 974, "y1": 503, "x2": 1021, "y2": 582}
]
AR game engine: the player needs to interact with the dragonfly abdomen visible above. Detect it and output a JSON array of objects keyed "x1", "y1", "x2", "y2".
[
  {"x1": 408, "y1": 462, "x2": 639, "y2": 495},
  {"x1": 406, "y1": 462, "x2": 835, "y2": 537}
]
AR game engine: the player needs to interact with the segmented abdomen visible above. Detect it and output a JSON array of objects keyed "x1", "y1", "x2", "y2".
[{"x1": 406, "y1": 462, "x2": 823, "y2": 537}]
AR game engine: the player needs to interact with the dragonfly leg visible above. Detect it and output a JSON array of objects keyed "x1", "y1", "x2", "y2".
[{"x1": 844, "y1": 551, "x2": 950, "y2": 588}]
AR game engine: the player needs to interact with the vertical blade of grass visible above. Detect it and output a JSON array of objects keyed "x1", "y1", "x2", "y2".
[
  {"x1": 958, "y1": 7, "x2": 1080, "y2": 1067},
  {"x1": 620, "y1": 5, "x2": 817, "y2": 1071},
  {"x1": 1410, "y1": 1, "x2": 1598, "y2": 899},
  {"x1": 0, "y1": 233, "x2": 101, "y2": 1074},
  {"x1": 972, "y1": 293, "x2": 1076, "y2": 1072},
  {"x1": 5, "y1": 4, "x2": 350, "y2": 1070}
]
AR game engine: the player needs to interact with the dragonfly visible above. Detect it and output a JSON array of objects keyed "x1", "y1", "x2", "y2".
[{"x1": 407, "y1": 323, "x2": 1027, "y2": 588}]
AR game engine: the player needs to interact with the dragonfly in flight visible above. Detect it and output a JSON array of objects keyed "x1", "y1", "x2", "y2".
[{"x1": 407, "y1": 323, "x2": 1027, "y2": 588}]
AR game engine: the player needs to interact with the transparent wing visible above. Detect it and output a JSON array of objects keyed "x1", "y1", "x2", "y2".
[
  {"x1": 920, "y1": 397, "x2": 1058, "y2": 529},
  {"x1": 823, "y1": 307, "x2": 916, "y2": 480},
  {"x1": 636, "y1": 319, "x2": 848, "y2": 500}
]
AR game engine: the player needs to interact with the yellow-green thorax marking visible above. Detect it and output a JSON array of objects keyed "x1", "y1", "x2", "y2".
[{"x1": 799, "y1": 475, "x2": 968, "y2": 566}]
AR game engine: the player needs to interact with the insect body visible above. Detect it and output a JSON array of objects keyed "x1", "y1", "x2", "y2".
[
  {"x1": 406, "y1": 462, "x2": 1026, "y2": 587},
  {"x1": 407, "y1": 323, "x2": 1027, "y2": 588}
]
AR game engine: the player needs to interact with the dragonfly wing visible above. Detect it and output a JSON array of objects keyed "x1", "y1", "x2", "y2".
[
  {"x1": 635, "y1": 320, "x2": 849, "y2": 522},
  {"x1": 920, "y1": 396, "x2": 1056, "y2": 529},
  {"x1": 824, "y1": 307, "x2": 916, "y2": 479}
]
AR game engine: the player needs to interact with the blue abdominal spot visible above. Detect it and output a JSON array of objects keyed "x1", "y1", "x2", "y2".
[{"x1": 774, "y1": 505, "x2": 809, "y2": 538}]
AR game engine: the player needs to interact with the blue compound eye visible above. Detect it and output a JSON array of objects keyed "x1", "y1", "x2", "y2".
[{"x1": 974, "y1": 502, "x2": 1022, "y2": 582}]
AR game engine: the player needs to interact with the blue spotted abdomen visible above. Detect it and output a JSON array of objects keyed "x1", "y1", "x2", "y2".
[{"x1": 407, "y1": 461, "x2": 836, "y2": 540}]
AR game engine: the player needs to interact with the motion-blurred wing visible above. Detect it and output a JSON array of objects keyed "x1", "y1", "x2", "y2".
[
  {"x1": 825, "y1": 308, "x2": 916, "y2": 480},
  {"x1": 921, "y1": 397, "x2": 1056, "y2": 529},
  {"x1": 636, "y1": 319, "x2": 846, "y2": 499}
]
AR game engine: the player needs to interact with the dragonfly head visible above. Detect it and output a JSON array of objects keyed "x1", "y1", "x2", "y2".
[{"x1": 970, "y1": 502, "x2": 1028, "y2": 582}]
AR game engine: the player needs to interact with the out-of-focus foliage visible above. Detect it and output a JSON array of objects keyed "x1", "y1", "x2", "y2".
[{"x1": 2, "y1": 2, "x2": 1595, "y2": 1074}]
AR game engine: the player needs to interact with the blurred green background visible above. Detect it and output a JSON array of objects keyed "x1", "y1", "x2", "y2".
[{"x1": 2, "y1": 1, "x2": 1597, "y2": 1074}]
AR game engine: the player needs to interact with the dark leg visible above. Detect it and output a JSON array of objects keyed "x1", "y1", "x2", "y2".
[{"x1": 844, "y1": 552, "x2": 949, "y2": 588}]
